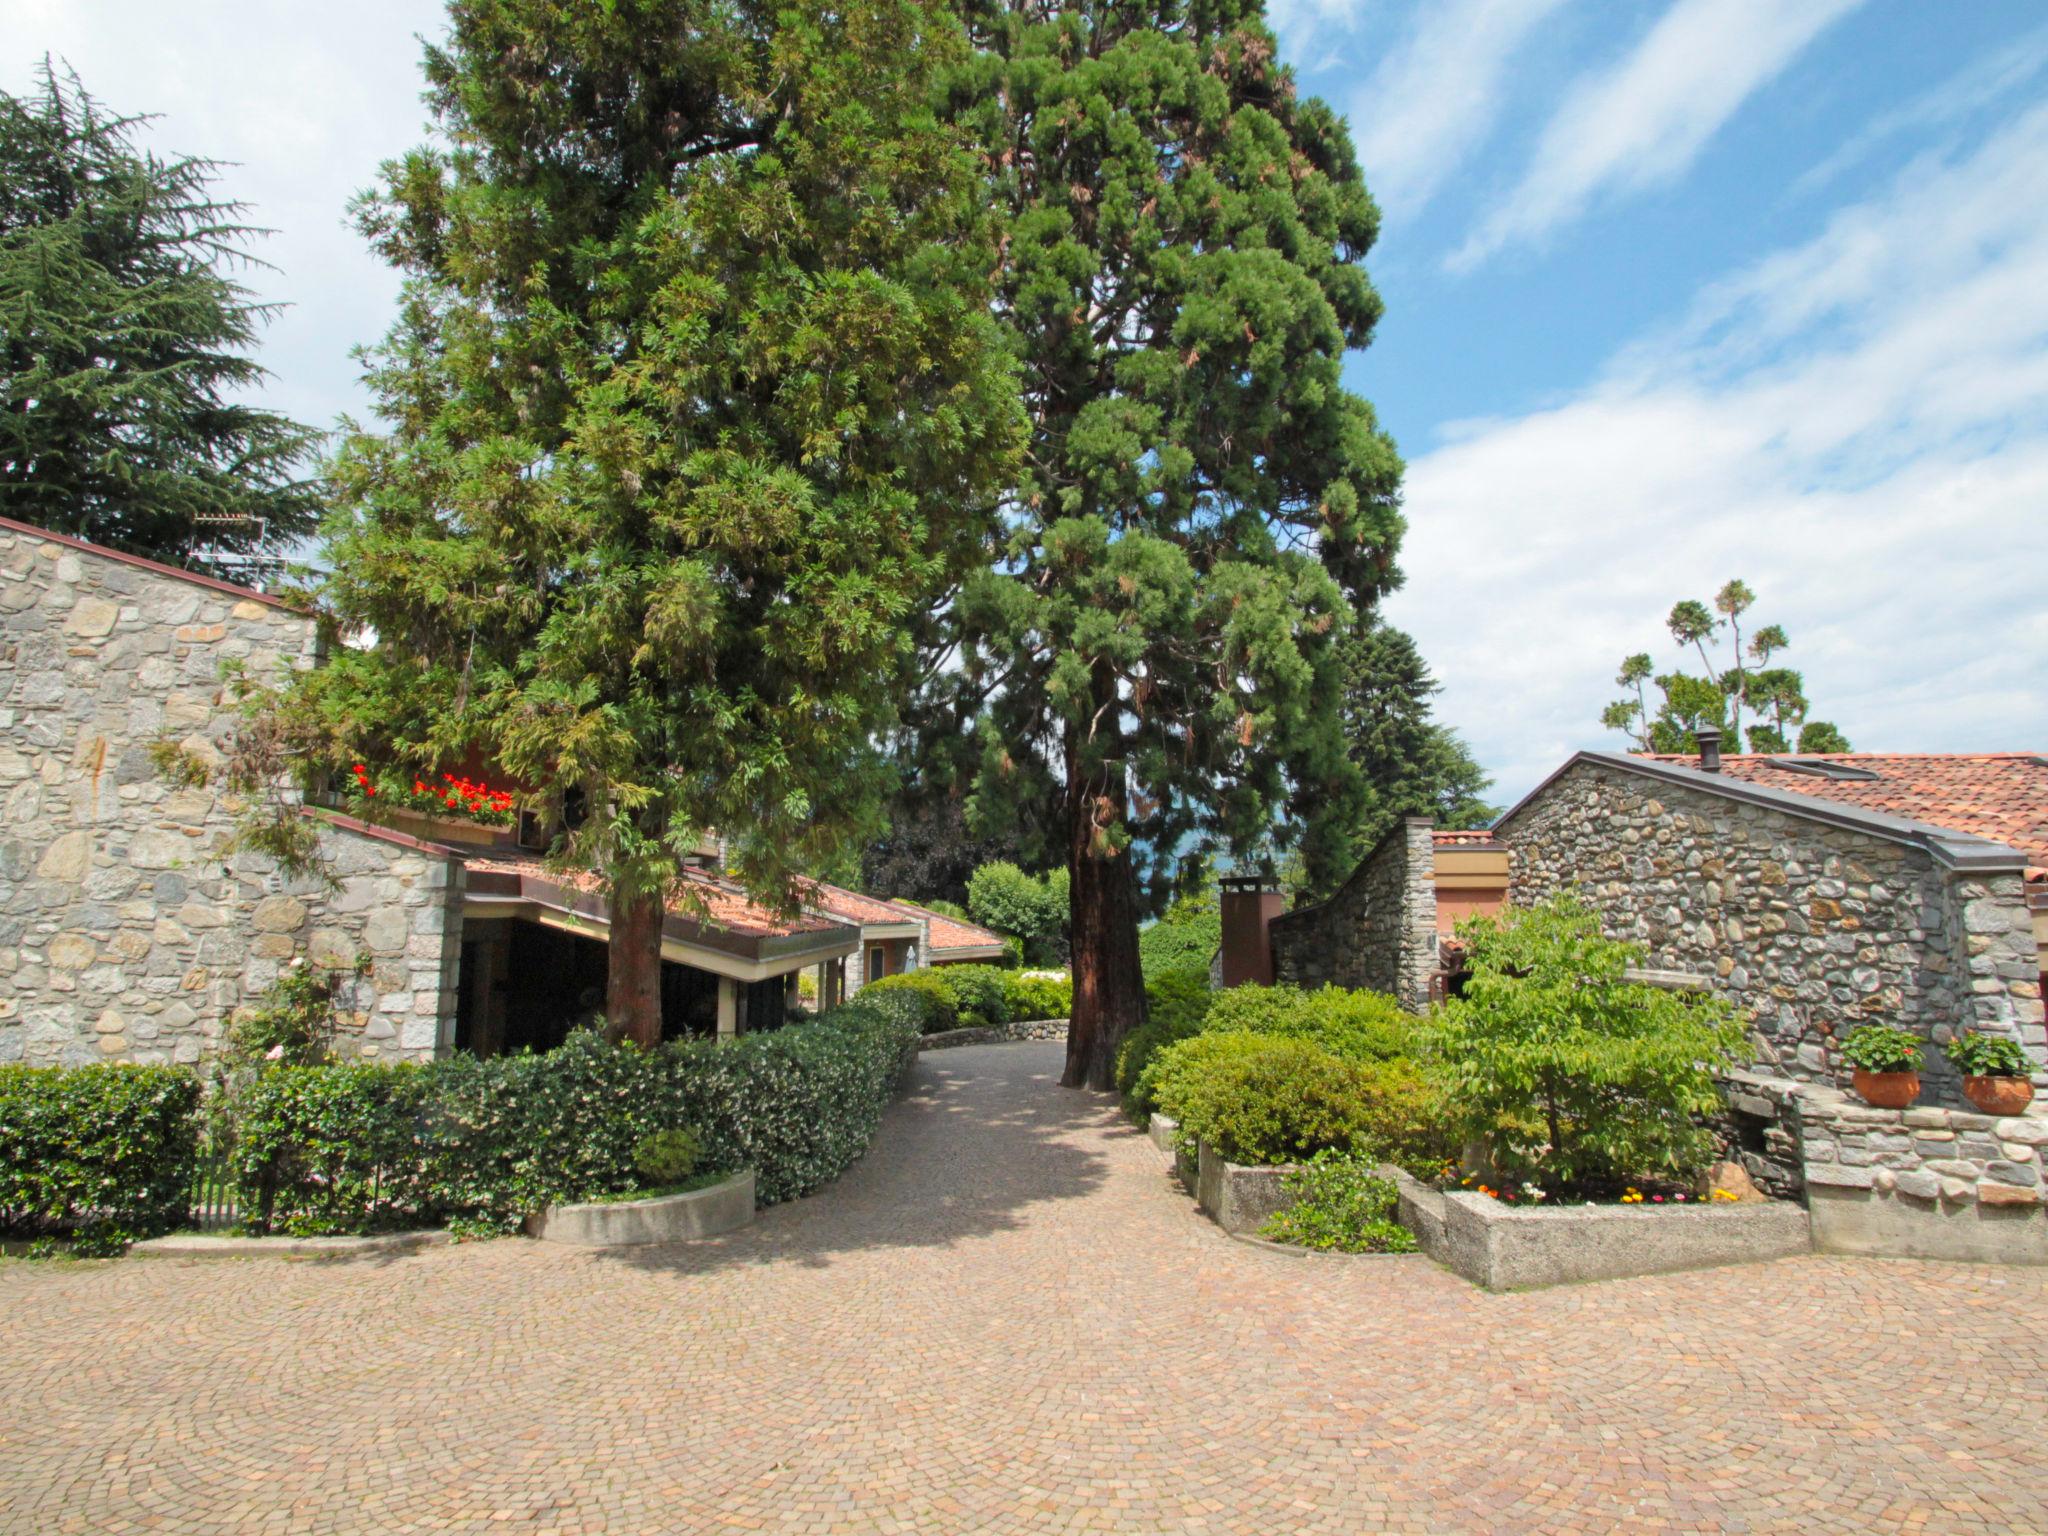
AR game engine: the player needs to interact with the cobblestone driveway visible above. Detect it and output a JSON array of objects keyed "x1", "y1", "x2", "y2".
[{"x1": 4, "y1": 1041, "x2": 2047, "y2": 1535}]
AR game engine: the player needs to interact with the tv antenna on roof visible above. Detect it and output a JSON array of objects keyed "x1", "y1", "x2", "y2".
[{"x1": 190, "y1": 511, "x2": 283, "y2": 591}]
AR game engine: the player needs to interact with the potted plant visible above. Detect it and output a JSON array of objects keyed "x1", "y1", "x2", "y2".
[
  {"x1": 1945, "y1": 1032, "x2": 2037, "y2": 1115},
  {"x1": 1840, "y1": 1025, "x2": 1924, "y2": 1108}
]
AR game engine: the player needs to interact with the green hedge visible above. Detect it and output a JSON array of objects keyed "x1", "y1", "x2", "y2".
[
  {"x1": 0, "y1": 1063, "x2": 200, "y2": 1253},
  {"x1": 1200, "y1": 984, "x2": 1419, "y2": 1062},
  {"x1": 862, "y1": 965, "x2": 1073, "y2": 1033},
  {"x1": 1003, "y1": 971, "x2": 1072, "y2": 1021},
  {"x1": 859, "y1": 972, "x2": 959, "y2": 1033},
  {"x1": 230, "y1": 1001, "x2": 920, "y2": 1235}
]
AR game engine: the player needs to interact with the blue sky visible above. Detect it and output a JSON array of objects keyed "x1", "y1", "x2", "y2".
[{"x1": 8, "y1": 0, "x2": 2047, "y2": 802}]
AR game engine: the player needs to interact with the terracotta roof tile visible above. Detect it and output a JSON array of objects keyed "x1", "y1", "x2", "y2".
[
  {"x1": 463, "y1": 854, "x2": 841, "y2": 939},
  {"x1": 797, "y1": 880, "x2": 926, "y2": 929},
  {"x1": 1432, "y1": 829, "x2": 1500, "y2": 847},
  {"x1": 1647, "y1": 752, "x2": 2048, "y2": 879},
  {"x1": 921, "y1": 910, "x2": 1008, "y2": 956}
]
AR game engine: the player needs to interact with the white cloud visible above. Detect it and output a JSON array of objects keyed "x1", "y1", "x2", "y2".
[
  {"x1": 1390, "y1": 102, "x2": 2048, "y2": 801},
  {"x1": 1348, "y1": 0, "x2": 1567, "y2": 220},
  {"x1": 3, "y1": 0, "x2": 447, "y2": 434},
  {"x1": 1451, "y1": 0, "x2": 1864, "y2": 270}
]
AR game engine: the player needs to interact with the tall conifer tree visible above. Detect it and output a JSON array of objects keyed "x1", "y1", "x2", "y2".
[
  {"x1": 939, "y1": 2, "x2": 1404, "y2": 1087},
  {"x1": 312, "y1": 0, "x2": 1021, "y2": 1044}
]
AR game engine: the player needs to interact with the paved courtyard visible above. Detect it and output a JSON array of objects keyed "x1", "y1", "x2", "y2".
[{"x1": 3, "y1": 1041, "x2": 2046, "y2": 1535}]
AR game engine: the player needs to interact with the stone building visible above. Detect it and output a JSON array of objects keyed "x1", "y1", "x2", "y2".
[{"x1": 2, "y1": 515, "x2": 983, "y2": 1067}]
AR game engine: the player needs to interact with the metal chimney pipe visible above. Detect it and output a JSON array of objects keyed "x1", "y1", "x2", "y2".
[{"x1": 1696, "y1": 726, "x2": 1723, "y2": 773}]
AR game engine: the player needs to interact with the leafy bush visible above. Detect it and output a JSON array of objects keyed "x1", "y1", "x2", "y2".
[
  {"x1": 1003, "y1": 971, "x2": 1072, "y2": 1021},
  {"x1": 230, "y1": 1003, "x2": 919, "y2": 1233},
  {"x1": 1201, "y1": 983, "x2": 1417, "y2": 1063},
  {"x1": 1946, "y1": 1031, "x2": 2032, "y2": 1078},
  {"x1": 1841, "y1": 1025, "x2": 1925, "y2": 1074},
  {"x1": 1428, "y1": 896, "x2": 1748, "y2": 1193},
  {"x1": 634, "y1": 1127, "x2": 701, "y2": 1186},
  {"x1": 932, "y1": 964, "x2": 1012, "y2": 1027},
  {"x1": 1260, "y1": 1151, "x2": 1417, "y2": 1253},
  {"x1": 859, "y1": 972, "x2": 958, "y2": 1033},
  {"x1": 1149, "y1": 1034, "x2": 1384, "y2": 1165},
  {"x1": 966, "y1": 861, "x2": 1069, "y2": 964},
  {"x1": 1114, "y1": 969, "x2": 1215, "y2": 1120},
  {"x1": 1138, "y1": 894, "x2": 1220, "y2": 981},
  {"x1": 0, "y1": 1064, "x2": 201, "y2": 1253}
]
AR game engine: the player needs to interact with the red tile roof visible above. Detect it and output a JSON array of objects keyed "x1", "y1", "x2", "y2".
[
  {"x1": 1649, "y1": 753, "x2": 2048, "y2": 879},
  {"x1": 1432, "y1": 829, "x2": 1501, "y2": 848},
  {"x1": 464, "y1": 854, "x2": 842, "y2": 939},
  {"x1": 798, "y1": 880, "x2": 926, "y2": 930},
  {"x1": 920, "y1": 909, "x2": 1008, "y2": 957}
]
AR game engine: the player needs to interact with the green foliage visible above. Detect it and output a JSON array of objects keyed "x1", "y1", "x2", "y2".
[
  {"x1": 228, "y1": 1003, "x2": 919, "y2": 1234},
  {"x1": 1201, "y1": 984, "x2": 1419, "y2": 1064},
  {"x1": 1312, "y1": 623, "x2": 1496, "y2": 893},
  {"x1": 0, "y1": 65, "x2": 320, "y2": 566},
  {"x1": 1945, "y1": 1031, "x2": 2031, "y2": 1078},
  {"x1": 1003, "y1": 971, "x2": 1072, "y2": 1021},
  {"x1": 1152, "y1": 1035, "x2": 1384, "y2": 1167},
  {"x1": 931, "y1": 964, "x2": 1012, "y2": 1028},
  {"x1": 1260, "y1": 1152, "x2": 1417, "y2": 1254},
  {"x1": 307, "y1": 0, "x2": 1026, "y2": 1038},
  {"x1": 1840, "y1": 1025, "x2": 1926, "y2": 1074},
  {"x1": 860, "y1": 972, "x2": 961, "y2": 1034},
  {"x1": 227, "y1": 957, "x2": 363, "y2": 1067},
  {"x1": 1602, "y1": 580, "x2": 1850, "y2": 755},
  {"x1": 1138, "y1": 895, "x2": 1221, "y2": 982},
  {"x1": 1428, "y1": 897, "x2": 1749, "y2": 1193},
  {"x1": 1115, "y1": 972, "x2": 1215, "y2": 1118},
  {"x1": 0, "y1": 1063, "x2": 200, "y2": 1252},
  {"x1": 633, "y1": 1128, "x2": 701, "y2": 1187},
  {"x1": 965, "y1": 862, "x2": 1070, "y2": 965},
  {"x1": 863, "y1": 786, "x2": 1024, "y2": 909}
]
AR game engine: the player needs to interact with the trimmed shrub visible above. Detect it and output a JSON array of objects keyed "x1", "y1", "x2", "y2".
[
  {"x1": 858, "y1": 972, "x2": 958, "y2": 1033},
  {"x1": 965, "y1": 861, "x2": 1069, "y2": 965},
  {"x1": 1201, "y1": 983, "x2": 1417, "y2": 1063},
  {"x1": 932, "y1": 964, "x2": 1012, "y2": 1028},
  {"x1": 1260, "y1": 1152, "x2": 1417, "y2": 1253},
  {"x1": 1430, "y1": 896, "x2": 1748, "y2": 1193},
  {"x1": 1003, "y1": 971, "x2": 1072, "y2": 1021},
  {"x1": 1156, "y1": 1035, "x2": 1381, "y2": 1166},
  {"x1": 229, "y1": 1002, "x2": 920, "y2": 1234},
  {"x1": 1138, "y1": 894, "x2": 1220, "y2": 981},
  {"x1": 0, "y1": 1063, "x2": 201, "y2": 1252},
  {"x1": 1145, "y1": 969, "x2": 1214, "y2": 1037}
]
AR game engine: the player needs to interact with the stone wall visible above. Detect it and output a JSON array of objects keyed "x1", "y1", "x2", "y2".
[
  {"x1": 1268, "y1": 817, "x2": 1437, "y2": 1011},
  {"x1": 0, "y1": 521, "x2": 463, "y2": 1066},
  {"x1": 1497, "y1": 758, "x2": 2046, "y2": 1105}
]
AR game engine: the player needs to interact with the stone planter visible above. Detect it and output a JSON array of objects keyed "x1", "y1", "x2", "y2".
[
  {"x1": 1384, "y1": 1166, "x2": 1809, "y2": 1291},
  {"x1": 1194, "y1": 1142, "x2": 1300, "y2": 1236},
  {"x1": 525, "y1": 1169, "x2": 755, "y2": 1248},
  {"x1": 1852, "y1": 1069, "x2": 1921, "y2": 1109},
  {"x1": 1962, "y1": 1076, "x2": 2036, "y2": 1116},
  {"x1": 1147, "y1": 1113, "x2": 1179, "y2": 1158}
]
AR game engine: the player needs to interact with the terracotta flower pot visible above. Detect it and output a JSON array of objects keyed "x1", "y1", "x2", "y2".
[
  {"x1": 1852, "y1": 1069, "x2": 1921, "y2": 1109},
  {"x1": 1962, "y1": 1075, "x2": 2035, "y2": 1116}
]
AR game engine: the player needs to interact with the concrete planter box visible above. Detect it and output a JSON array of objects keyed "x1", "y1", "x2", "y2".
[
  {"x1": 1386, "y1": 1166, "x2": 1809, "y2": 1291},
  {"x1": 1195, "y1": 1141, "x2": 1301, "y2": 1236},
  {"x1": 129, "y1": 1230, "x2": 450, "y2": 1260},
  {"x1": 526, "y1": 1169, "x2": 755, "y2": 1248},
  {"x1": 1147, "y1": 1113, "x2": 1179, "y2": 1157}
]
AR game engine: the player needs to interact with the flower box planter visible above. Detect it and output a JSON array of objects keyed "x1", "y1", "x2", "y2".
[
  {"x1": 1383, "y1": 1166, "x2": 1809, "y2": 1291},
  {"x1": 1194, "y1": 1141, "x2": 1301, "y2": 1236},
  {"x1": 525, "y1": 1169, "x2": 755, "y2": 1248}
]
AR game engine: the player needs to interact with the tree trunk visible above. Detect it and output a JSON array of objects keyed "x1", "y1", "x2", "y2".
[
  {"x1": 1062, "y1": 748, "x2": 1147, "y2": 1091},
  {"x1": 608, "y1": 883, "x2": 666, "y2": 1049}
]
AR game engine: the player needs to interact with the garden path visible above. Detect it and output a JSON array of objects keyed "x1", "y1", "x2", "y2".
[{"x1": 3, "y1": 1040, "x2": 2045, "y2": 1534}]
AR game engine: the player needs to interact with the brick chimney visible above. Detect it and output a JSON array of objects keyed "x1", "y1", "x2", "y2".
[{"x1": 1217, "y1": 875, "x2": 1285, "y2": 988}]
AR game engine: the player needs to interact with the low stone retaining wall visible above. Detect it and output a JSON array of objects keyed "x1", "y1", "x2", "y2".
[
  {"x1": 525, "y1": 1169, "x2": 756, "y2": 1248},
  {"x1": 1801, "y1": 1093, "x2": 2048, "y2": 1264},
  {"x1": 129, "y1": 1230, "x2": 451, "y2": 1260},
  {"x1": 1387, "y1": 1167, "x2": 1810, "y2": 1291},
  {"x1": 1195, "y1": 1142, "x2": 1298, "y2": 1236},
  {"x1": 918, "y1": 1019, "x2": 1068, "y2": 1051}
]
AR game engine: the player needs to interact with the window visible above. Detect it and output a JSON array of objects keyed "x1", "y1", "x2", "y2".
[{"x1": 868, "y1": 945, "x2": 886, "y2": 979}]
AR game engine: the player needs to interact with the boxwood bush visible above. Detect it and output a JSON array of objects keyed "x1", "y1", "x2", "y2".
[
  {"x1": 1002, "y1": 971, "x2": 1072, "y2": 1021},
  {"x1": 229, "y1": 1001, "x2": 920, "y2": 1235},
  {"x1": 858, "y1": 972, "x2": 958, "y2": 1033},
  {"x1": 1151, "y1": 1035, "x2": 1383, "y2": 1165},
  {"x1": 1201, "y1": 983, "x2": 1418, "y2": 1062},
  {"x1": 1114, "y1": 971, "x2": 1217, "y2": 1120},
  {"x1": 0, "y1": 1063, "x2": 200, "y2": 1253},
  {"x1": 930, "y1": 964, "x2": 1012, "y2": 1028}
]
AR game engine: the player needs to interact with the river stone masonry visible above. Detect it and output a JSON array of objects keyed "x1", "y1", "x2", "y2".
[
  {"x1": 1496, "y1": 755, "x2": 2045, "y2": 1106},
  {"x1": 0, "y1": 520, "x2": 465, "y2": 1067},
  {"x1": 1269, "y1": 816, "x2": 1437, "y2": 1012}
]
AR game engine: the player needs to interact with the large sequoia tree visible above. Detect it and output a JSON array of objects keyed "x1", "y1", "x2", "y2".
[{"x1": 940, "y1": 1, "x2": 1405, "y2": 1088}]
